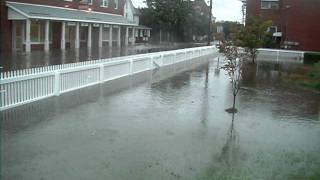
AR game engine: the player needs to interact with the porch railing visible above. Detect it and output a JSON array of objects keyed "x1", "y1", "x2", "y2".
[{"x1": 0, "y1": 46, "x2": 217, "y2": 110}]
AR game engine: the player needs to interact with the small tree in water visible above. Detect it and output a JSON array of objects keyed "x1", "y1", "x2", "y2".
[{"x1": 221, "y1": 42, "x2": 247, "y2": 113}]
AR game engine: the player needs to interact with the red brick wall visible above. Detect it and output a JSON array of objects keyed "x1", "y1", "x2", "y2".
[
  {"x1": 246, "y1": 0, "x2": 320, "y2": 52},
  {"x1": 0, "y1": 1, "x2": 12, "y2": 53},
  {"x1": 282, "y1": 0, "x2": 320, "y2": 51}
]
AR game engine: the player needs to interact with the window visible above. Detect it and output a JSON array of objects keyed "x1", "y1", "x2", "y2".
[
  {"x1": 80, "y1": 27, "x2": 87, "y2": 42},
  {"x1": 30, "y1": 21, "x2": 45, "y2": 42},
  {"x1": 101, "y1": 0, "x2": 108, "y2": 7},
  {"x1": 29, "y1": 21, "x2": 52, "y2": 43},
  {"x1": 115, "y1": 0, "x2": 118, "y2": 9},
  {"x1": 267, "y1": 26, "x2": 277, "y2": 33},
  {"x1": 88, "y1": 0, "x2": 93, "y2": 5},
  {"x1": 261, "y1": 0, "x2": 279, "y2": 9}
]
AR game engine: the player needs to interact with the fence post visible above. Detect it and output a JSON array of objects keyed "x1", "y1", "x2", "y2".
[
  {"x1": 130, "y1": 59, "x2": 133, "y2": 75},
  {"x1": 99, "y1": 64, "x2": 104, "y2": 83},
  {"x1": 276, "y1": 50, "x2": 280, "y2": 62},
  {"x1": 54, "y1": 71, "x2": 60, "y2": 96}
]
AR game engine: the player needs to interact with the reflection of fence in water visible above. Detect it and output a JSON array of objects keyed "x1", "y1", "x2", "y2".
[
  {"x1": 257, "y1": 48, "x2": 304, "y2": 63},
  {"x1": 0, "y1": 46, "x2": 217, "y2": 110}
]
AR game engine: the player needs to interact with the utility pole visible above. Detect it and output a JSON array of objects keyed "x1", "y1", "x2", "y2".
[{"x1": 207, "y1": 0, "x2": 213, "y2": 46}]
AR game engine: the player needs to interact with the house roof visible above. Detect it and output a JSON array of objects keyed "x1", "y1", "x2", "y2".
[{"x1": 6, "y1": 1, "x2": 137, "y2": 26}]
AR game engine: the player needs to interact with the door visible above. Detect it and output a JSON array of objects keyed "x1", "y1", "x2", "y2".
[{"x1": 13, "y1": 21, "x2": 24, "y2": 51}]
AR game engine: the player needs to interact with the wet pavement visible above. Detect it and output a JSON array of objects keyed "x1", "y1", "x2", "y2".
[
  {"x1": 1, "y1": 55, "x2": 320, "y2": 180},
  {"x1": 0, "y1": 43, "x2": 205, "y2": 72}
]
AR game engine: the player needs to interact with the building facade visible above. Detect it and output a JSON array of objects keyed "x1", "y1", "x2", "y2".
[
  {"x1": 244, "y1": 0, "x2": 320, "y2": 51},
  {"x1": 0, "y1": 0, "x2": 151, "y2": 53}
]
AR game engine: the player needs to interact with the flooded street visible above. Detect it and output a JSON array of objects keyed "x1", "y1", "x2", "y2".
[
  {"x1": 1, "y1": 55, "x2": 320, "y2": 180},
  {"x1": 0, "y1": 43, "x2": 204, "y2": 71}
]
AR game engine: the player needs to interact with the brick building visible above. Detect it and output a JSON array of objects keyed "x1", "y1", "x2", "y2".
[
  {"x1": 244, "y1": 0, "x2": 320, "y2": 52},
  {"x1": 0, "y1": 0, "x2": 151, "y2": 53}
]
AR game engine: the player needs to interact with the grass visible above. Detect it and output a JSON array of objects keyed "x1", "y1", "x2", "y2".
[{"x1": 283, "y1": 62, "x2": 320, "y2": 91}]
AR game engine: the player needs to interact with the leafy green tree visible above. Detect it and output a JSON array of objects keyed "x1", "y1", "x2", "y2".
[
  {"x1": 143, "y1": 0, "x2": 192, "y2": 41},
  {"x1": 233, "y1": 17, "x2": 272, "y2": 63}
]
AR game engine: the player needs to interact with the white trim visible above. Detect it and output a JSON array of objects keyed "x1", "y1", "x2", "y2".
[
  {"x1": 6, "y1": 2, "x2": 137, "y2": 26},
  {"x1": 101, "y1": 0, "x2": 109, "y2": 8},
  {"x1": 6, "y1": 1, "x2": 123, "y2": 17}
]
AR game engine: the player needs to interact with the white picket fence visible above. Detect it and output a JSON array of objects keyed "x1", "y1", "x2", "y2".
[
  {"x1": 0, "y1": 46, "x2": 217, "y2": 110},
  {"x1": 258, "y1": 48, "x2": 305, "y2": 63}
]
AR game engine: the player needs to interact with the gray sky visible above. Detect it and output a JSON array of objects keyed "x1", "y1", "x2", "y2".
[{"x1": 131, "y1": 0, "x2": 243, "y2": 22}]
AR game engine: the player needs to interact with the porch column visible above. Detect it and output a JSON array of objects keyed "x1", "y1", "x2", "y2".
[
  {"x1": 125, "y1": 27, "x2": 129, "y2": 46},
  {"x1": 61, "y1": 21, "x2": 66, "y2": 50},
  {"x1": 117, "y1": 26, "x2": 121, "y2": 47},
  {"x1": 25, "y1": 19, "x2": 31, "y2": 52},
  {"x1": 44, "y1": 20, "x2": 50, "y2": 51},
  {"x1": 75, "y1": 22, "x2": 80, "y2": 49},
  {"x1": 109, "y1": 26, "x2": 112, "y2": 47},
  {"x1": 99, "y1": 24, "x2": 103, "y2": 48},
  {"x1": 87, "y1": 23, "x2": 92, "y2": 48},
  {"x1": 131, "y1": 28, "x2": 135, "y2": 45}
]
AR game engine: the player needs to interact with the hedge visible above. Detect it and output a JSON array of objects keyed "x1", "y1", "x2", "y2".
[{"x1": 304, "y1": 52, "x2": 320, "y2": 63}]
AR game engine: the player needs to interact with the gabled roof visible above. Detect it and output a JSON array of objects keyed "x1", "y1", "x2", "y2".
[
  {"x1": 127, "y1": 0, "x2": 140, "y2": 15},
  {"x1": 6, "y1": 1, "x2": 137, "y2": 26}
]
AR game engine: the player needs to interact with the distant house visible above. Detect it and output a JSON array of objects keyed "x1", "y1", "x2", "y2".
[
  {"x1": 124, "y1": 0, "x2": 151, "y2": 43},
  {"x1": 243, "y1": 0, "x2": 320, "y2": 51},
  {"x1": 0, "y1": 0, "x2": 151, "y2": 53}
]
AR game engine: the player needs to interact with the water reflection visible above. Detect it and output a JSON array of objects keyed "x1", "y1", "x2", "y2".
[
  {"x1": 218, "y1": 113, "x2": 240, "y2": 166},
  {"x1": 0, "y1": 44, "x2": 203, "y2": 71}
]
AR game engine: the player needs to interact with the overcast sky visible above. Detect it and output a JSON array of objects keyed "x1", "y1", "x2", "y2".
[{"x1": 131, "y1": 0, "x2": 243, "y2": 22}]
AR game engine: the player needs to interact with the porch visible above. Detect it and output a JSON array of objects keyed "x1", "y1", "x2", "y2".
[{"x1": 7, "y1": 1, "x2": 151, "y2": 52}]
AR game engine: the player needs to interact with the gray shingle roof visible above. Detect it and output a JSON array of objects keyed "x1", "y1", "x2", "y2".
[{"x1": 7, "y1": 1, "x2": 137, "y2": 26}]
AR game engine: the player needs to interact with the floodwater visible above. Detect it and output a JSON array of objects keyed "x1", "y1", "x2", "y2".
[
  {"x1": 0, "y1": 43, "x2": 204, "y2": 71},
  {"x1": 1, "y1": 55, "x2": 320, "y2": 180}
]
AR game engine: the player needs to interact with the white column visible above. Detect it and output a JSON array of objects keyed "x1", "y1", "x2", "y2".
[
  {"x1": 75, "y1": 22, "x2": 80, "y2": 49},
  {"x1": 109, "y1": 26, "x2": 112, "y2": 47},
  {"x1": 61, "y1": 21, "x2": 66, "y2": 50},
  {"x1": 125, "y1": 27, "x2": 129, "y2": 46},
  {"x1": 99, "y1": 24, "x2": 103, "y2": 48},
  {"x1": 44, "y1": 20, "x2": 50, "y2": 51},
  {"x1": 131, "y1": 28, "x2": 135, "y2": 45},
  {"x1": 117, "y1": 26, "x2": 121, "y2": 47},
  {"x1": 25, "y1": 19, "x2": 31, "y2": 52},
  {"x1": 87, "y1": 23, "x2": 92, "y2": 48}
]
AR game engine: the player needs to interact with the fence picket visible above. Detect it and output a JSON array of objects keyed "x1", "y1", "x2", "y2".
[{"x1": 0, "y1": 46, "x2": 217, "y2": 110}]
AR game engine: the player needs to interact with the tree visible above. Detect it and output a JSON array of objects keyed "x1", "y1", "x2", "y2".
[
  {"x1": 143, "y1": 0, "x2": 192, "y2": 42},
  {"x1": 233, "y1": 17, "x2": 272, "y2": 64},
  {"x1": 221, "y1": 41, "x2": 247, "y2": 113}
]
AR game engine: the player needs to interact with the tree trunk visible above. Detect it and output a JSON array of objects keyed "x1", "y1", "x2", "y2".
[{"x1": 232, "y1": 94, "x2": 236, "y2": 110}]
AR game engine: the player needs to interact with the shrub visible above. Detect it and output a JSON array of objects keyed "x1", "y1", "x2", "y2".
[{"x1": 304, "y1": 52, "x2": 320, "y2": 64}]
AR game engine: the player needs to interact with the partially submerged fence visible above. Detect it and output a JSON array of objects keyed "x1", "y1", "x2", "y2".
[
  {"x1": 0, "y1": 46, "x2": 216, "y2": 110},
  {"x1": 258, "y1": 48, "x2": 304, "y2": 63}
]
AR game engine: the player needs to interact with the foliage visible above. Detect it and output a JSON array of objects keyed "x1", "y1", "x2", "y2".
[
  {"x1": 283, "y1": 62, "x2": 320, "y2": 91},
  {"x1": 304, "y1": 52, "x2": 320, "y2": 64},
  {"x1": 217, "y1": 21, "x2": 242, "y2": 40},
  {"x1": 140, "y1": 0, "x2": 210, "y2": 42},
  {"x1": 232, "y1": 17, "x2": 273, "y2": 63}
]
